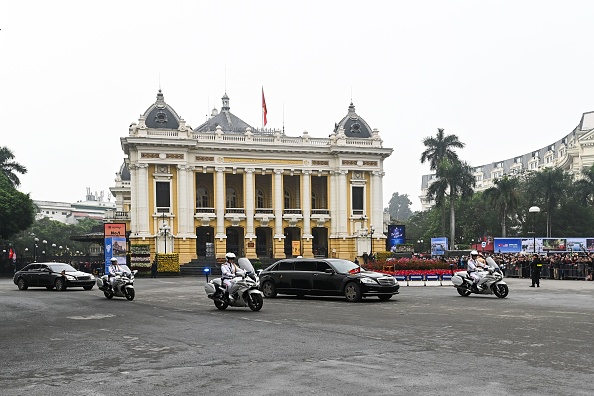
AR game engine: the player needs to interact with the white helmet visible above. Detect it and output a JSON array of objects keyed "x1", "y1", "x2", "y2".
[
  {"x1": 225, "y1": 252, "x2": 236, "y2": 259},
  {"x1": 470, "y1": 250, "x2": 479, "y2": 256},
  {"x1": 110, "y1": 257, "x2": 118, "y2": 263}
]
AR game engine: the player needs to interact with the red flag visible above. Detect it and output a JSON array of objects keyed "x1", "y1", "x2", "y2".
[{"x1": 262, "y1": 87, "x2": 268, "y2": 126}]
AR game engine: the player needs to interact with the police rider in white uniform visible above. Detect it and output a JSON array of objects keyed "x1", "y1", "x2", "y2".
[
  {"x1": 221, "y1": 252, "x2": 238, "y2": 301},
  {"x1": 108, "y1": 257, "x2": 123, "y2": 289},
  {"x1": 467, "y1": 250, "x2": 487, "y2": 291}
]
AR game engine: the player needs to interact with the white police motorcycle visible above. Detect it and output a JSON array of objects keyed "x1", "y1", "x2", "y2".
[
  {"x1": 452, "y1": 256, "x2": 509, "y2": 298},
  {"x1": 97, "y1": 264, "x2": 138, "y2": 301},
  {"x1": 204, "y1": 258, "x2": 263, "y2": 311}
]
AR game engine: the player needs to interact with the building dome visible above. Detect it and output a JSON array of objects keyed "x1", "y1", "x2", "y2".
[
  {"x1": 141, "y1": 89, "x2": 181, "y2": 129},
  {"x1": 194, "y1": 92, "x2": 254, "y2": 133},
  {"x1": 334, "y1": 102, "x2": 372, "y2": 138},
  {"x1": 119, "y1": 162, "x2": 130, "y2": 181}
]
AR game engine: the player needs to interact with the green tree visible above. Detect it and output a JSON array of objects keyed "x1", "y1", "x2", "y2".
[
  {"x1": 386, "y1": 192, "x2": 413, "y2": 221},
  {"x1": 0, "y1": 173, "x2": 35, "y2": 240},
  {"x1": 0, "y1": 146, "x2": 27, "y2": 188},
  {"x1": 572, "y1": 164, "x2": 594, "y2": 205},
  {"x1": 526, "y1": 168, "x2": 571, "y2": 237},
  {"x1": 483, "y1": 176, "x2": 521, "y2": 237}
]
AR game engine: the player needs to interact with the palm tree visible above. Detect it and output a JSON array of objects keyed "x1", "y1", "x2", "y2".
[
  {"x1": 572, "y1": 164, "x2": 594, "y2": 205},
  {"x1": 420, "y1": 128, "x2": 465, "y2": 171},
  {"x1": 421, "y1": 128, "x2": 466, "y2": 235},
  {"x1": 0, "y1": 146, "x2": 27, "y2": 188},
  {"x1": 483, "y1": 176, "x2": 520, "y2": 237},
  {"x1": 427, "y1": 158, "x2": 474, "y2": 244}
]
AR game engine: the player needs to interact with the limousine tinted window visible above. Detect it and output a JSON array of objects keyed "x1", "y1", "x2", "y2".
[
  {"x1": 295, "y1": 261, "x2": 316, "y2": 271},
  {"x1": 277, "y1": 261, "x2": 293, "y2": 271}
]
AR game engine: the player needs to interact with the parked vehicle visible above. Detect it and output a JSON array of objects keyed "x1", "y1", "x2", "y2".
[
  {"x1": 97, "y1": 264, "x2": 137, "y2": 300},
  {"x1": 204, "y1": 258, "x2": 264, "y2": 311},
  {"x1": 259, "y1": 258, "x2": 399, "y2": 302},
  {"x1": 451, "y1": 257, "x2": 509, "y2": 298},
  {"x1": 13, "y1": 262, "x2": 95, "y2": 291}
]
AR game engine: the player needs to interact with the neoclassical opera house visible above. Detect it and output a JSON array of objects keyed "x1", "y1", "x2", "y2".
[{"x1": 109, "y1": 90, "x2": 393, "y2": 264}]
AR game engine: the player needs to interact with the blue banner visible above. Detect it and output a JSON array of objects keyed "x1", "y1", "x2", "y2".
[
  {"x1": 493, "y1": 238, "x2": 523, "y2": 253},
  {"x1": 431, "y1": 237, "x2": 448, "y2": 255},
  {"x1": 104, "y1": 237, "x2": 127, "y2": 273},
  {"x1": 387, "y1": 225, "x2": 406, "y2": 252}
]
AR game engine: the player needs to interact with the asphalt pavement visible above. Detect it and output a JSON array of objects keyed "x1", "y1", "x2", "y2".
[{"x1": 1, "y1": 275, "x2": 593, "y2": 396}]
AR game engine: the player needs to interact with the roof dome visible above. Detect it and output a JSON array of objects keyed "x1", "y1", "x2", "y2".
[
  {"x1": 141, "y1": 90, "x2": 181, "y2": 129},
  {"x1": 334, "y1": 102, "x2": 372, "y2": 138},
  {"x1": 194, "y1": 92, "x2": 254, "y2": 133},
  {"x1": 119, "y1": 162, "x2": 130, "y2": 181}
]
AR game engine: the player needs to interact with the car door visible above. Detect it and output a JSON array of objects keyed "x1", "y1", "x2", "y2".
[
  {"x1": 23, "y1": 264, "x2": 41, "y2": 286},
  {"x1": 291, "y1": 260, "x2": 315, "y2": 293},
  {"x1": 37, "y1": 264, "x2": 54, "y2": 287},
  {"x1": 312, "y1": 261, "x2": 344, "y2": 294},
  {"x1": 274, "y1": 260, "x2": 294, "y2": 292}
]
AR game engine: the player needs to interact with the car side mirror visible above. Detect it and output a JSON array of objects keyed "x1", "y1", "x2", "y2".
[{"x1": 325, "y1": 268, "x2": 335, "y2": 274}]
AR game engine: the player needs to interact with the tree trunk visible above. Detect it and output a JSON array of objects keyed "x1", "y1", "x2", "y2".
[
  {"x1": 449, "y1": 199, "x2": 456, "y2": 247},
  {"x1": 501, "y1": 208, "x2": 507, "y2": 238}
]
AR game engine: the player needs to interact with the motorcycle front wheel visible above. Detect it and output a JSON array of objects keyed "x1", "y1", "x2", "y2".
[
  {"x1": 247, "y1": 293, "x2": 263, "y2": 311},
  {"x1": 493, "y1": 283, "x2": 509, "y2": 298},
  {"x1": 214, "y1": 300, "x2": 228, "y2": 310},
  {"x1": 104, "y1": 290, "x2": 114, "y2": 299},
  {"x1": 125, "y1": 287, "x2": 135, "y2": 301},
  {"x1": 457, "y1": 288, "x2": 471, "y2": 297}
]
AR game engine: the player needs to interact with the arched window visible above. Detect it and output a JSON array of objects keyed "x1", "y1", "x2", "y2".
[
  {"x1": 284, "y1": 189, "x2": 291, "y2": 209},
  {"x1": 256, "y1": 188, "x2": 265, "y2": 208},
  {"x1": 226, "y1": 187, "x2": 237, "y2": 208},
  {"x1": 196, "y1": 187, "x2": 209, "y2": 208}
]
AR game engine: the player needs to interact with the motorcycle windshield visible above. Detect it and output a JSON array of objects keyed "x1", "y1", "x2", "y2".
[
  {"x1": 237, "y1": 258, "x2": 255, "y2": 273},
  {"x1": 486, "y1": 257, "x2": 500, "y2": 270},
  {"x1": 117, "y1": 264, "x2": 132, "y2": 274}
]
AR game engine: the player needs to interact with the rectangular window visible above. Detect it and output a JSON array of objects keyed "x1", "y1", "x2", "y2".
[
  {"x1": 352, "y1": 186, "x2": 364, "y2": 211},
  {"x1": 156, "y1": 181, "x2": 170, "y2": 211}
]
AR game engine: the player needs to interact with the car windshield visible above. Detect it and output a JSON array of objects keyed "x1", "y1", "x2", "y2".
[
  {"x1": 327, "y1": 259, "x2": 361, "y2": 274},
  {"x1": 48, "y1": 263, "x2": 77, "y2": 272}
]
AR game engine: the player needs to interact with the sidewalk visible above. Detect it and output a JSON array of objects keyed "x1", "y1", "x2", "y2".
[{"x1": 504, "y1": 276, "x2": 594, "y2": 291}]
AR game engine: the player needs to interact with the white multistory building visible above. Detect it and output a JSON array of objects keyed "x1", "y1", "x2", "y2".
[{"x1": 35, "y1": 188, "x2": 116, "y2": 224}]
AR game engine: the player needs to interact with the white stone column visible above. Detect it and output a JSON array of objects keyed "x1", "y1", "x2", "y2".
[
  {"x1": 371, "y1": 171, "x2": 383, "y2": 237},
  {"x1": 245, "y1": 168, "x2": 255, "y2": 238},
  {"x1": 329, "y1": 171, "x2": 338, "y2": 238},
  {"x1": 176, "y1": 165, "x2": 195, "y2": 237},
  {"x1": 302, "y1": 170, "x2": 312, "y2": 238},
  {"x1": 129, "y1": 164, "x2": 138, "y2": 233},
  {"x1": 337, "y1": 170, "x2": 348, "y2": 237},
  {"x1": 215, "y1": 167, "x2": 226, "y2": 238},
  {"x1": 274, "y1": 169, "x2": 284, "y2": 238},
  {"x1": 137, "y1": 163, "x2": 150, "y2": 236}
]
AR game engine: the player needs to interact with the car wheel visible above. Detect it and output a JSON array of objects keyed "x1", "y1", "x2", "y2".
[
  {"x1": 55, "y1": 278, "x2": 66, "y2": 291},
  {"x1": 83, "y1": 285, "x2": 93, "y2": 291},
  {"x1": 457, "y1": 288, "x2": 471, "y2": 297},
  {"x1": 247, "y1": 293, "x2": 264, "y2": 311},
  {"x1": 17, "y1": 278, "x2": 28, "y2": 290},
  {"x1": 378, "y1": 294, "x2": 392, "y2": 301},
  {"x1": 344, "y1": 282, "x2": 362, "y2": 302},
  {"x1": 261, "y1": 280, "x2": 277, "y2": 298}
]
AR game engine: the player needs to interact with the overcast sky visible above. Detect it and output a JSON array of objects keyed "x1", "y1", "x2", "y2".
[{"x1": 2, "y1": 1, "x2": 594, "y2": 211}]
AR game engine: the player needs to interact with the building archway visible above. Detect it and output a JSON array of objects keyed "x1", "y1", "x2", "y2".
[
  {"x1": 312, "y1": 227, "x2": 328, "y2": 257},
  {"x1": 256, "y1": 227, "x2": 272, "y2": 258},
  {"x1": 284, "y1": 227, "x2": 301, "y2": 257},
  {"x1": 226, "y1": 227, "x2": 244, "y2": 257},
  {"x1": 196, "y1": 227, "x2": 214, "y2": 258}
]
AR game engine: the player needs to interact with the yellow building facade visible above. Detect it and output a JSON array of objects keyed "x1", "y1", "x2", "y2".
[{"x1": 109, "y1": 91, "x2": 393, "y2": 264}]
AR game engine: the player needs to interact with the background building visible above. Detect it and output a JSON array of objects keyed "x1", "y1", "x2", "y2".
[
  {"x1": 108, "y1": 90, "x2": 393, "y2": 265},
  {"x1": 420, "y1": 111, "x2": 594, "y2": 210},
  {"x1": 35, "y1": 188, "x2": 115, "y2": 224}
]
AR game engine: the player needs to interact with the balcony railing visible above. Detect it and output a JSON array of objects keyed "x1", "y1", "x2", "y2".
[
  {"x1": 311, "y1": 209, "x2": 330, "y2": 215},
  {"x1": 283, "y1": 209, "x2": 302, "y2": 215},
  {"x1": 195, "y1": 207, "x2": 215, "y2": 214},
  {"x1": 255, "y1": 208, "x2": 274, "y2": 214},
  {"x1": 225, "y1": 208, "x2": 245, "y2": 214}
]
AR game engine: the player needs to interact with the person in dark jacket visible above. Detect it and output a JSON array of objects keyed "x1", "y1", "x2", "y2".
[{"x1": 530, "y1": 254, "x2": 543, "y2": 287}]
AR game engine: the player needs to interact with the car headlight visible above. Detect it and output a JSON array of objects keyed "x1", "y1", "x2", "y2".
[
  {"x1": 65, "y1": 275, "x2": 76, "y2": 280},
  {"x1": 360, "y1": 277, "x2": 378, "y2": 284}
]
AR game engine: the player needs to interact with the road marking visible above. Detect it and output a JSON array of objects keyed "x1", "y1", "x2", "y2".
[{"x1": 67, "y1": 313, "x2": 115, "y2": 320}]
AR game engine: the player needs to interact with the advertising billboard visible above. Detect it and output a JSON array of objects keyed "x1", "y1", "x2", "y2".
[
  {"x1": 104, "y1": 223, "x2": 127, "y2": 273},
  {"x1": 542, "y1": 238, "x2": 567, "y2": 251},
  {"x1": 493, "y1": 238, "x2": 523, "y2": 253},
  {"x1": 431, "y1": 237, "x2": 448, "y2": 256},
  {"x1": 387, "y1": 225, "x2": 406, "y2": 252}
]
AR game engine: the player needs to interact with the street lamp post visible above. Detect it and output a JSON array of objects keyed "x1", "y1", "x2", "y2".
[
  {"x1": 33, "y1": 237, "x2": 39, "y2": 262},
  {"x1": 417, "y1": 239, "x2": 424, "y2": 254},
  {"x1": 52, "y1": 243, "x2": 56, "y2": 261},
  {"x1": 370, "y1": 224, "x2": 375, "y2": 261},
  {"x1": 529, "y1": 206, "x2": 540, "y2": 253},
  {"x1": 42, "y1": 240, "x2": 47, "y2": 261}
]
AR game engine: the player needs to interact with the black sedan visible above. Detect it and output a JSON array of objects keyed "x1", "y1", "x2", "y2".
[
  {"x1": 13, "y1": 262, "x2": 95, "y2": 291},
  {"x1": 259, "y1": 258, "x2": 399, "y2": 302}
]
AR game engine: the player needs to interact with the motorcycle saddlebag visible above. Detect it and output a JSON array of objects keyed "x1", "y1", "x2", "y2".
[{"x1": 451, "y1": 275, "x2": 464, "y2": 287}]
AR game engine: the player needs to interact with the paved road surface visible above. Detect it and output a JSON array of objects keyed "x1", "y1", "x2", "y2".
[{"x1": 1, "y1": 276, "x2": 593, "y2": 395}]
